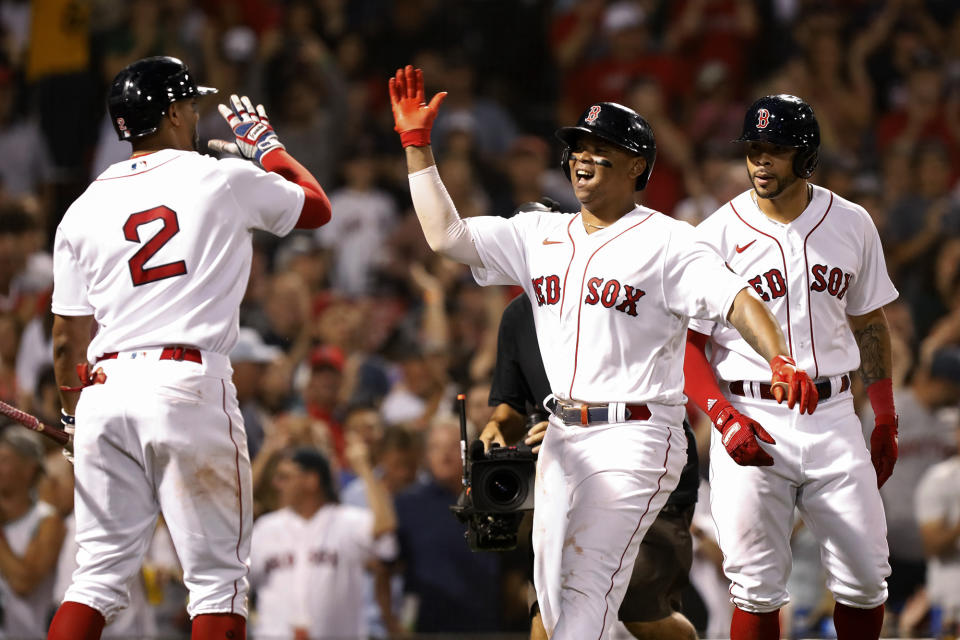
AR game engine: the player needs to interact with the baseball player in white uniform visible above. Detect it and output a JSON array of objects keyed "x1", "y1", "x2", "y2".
[
  {"x1": 48, "y1": 56, "x2": 332, "y2": 640},
  {"x1": 684, "y1": 95, "x2": 899, "y2": 640},
  {"x1": 250, "y1": 447, "x2": 397, "y2": 640},
  {"x1": 388, "y1": 65, "x2": 818, "y2": 640}
]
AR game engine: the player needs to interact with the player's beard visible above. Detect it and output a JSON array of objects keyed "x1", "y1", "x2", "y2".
[{"x1": 751, "y1": 169, "x2": 797, "y2": 200}]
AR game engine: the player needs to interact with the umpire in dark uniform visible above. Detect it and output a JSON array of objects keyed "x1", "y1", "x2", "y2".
[{"x1": 479, "y1": 202, "x2": 700, "y2": 640}]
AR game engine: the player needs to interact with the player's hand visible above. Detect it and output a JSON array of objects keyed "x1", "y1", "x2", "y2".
[
  {"x1": 524, "y1": 420, "x2": 548, "y2": 454},
  {"x1": 870, "y1": 413, "x2": 898, "y2": 488},
  {"x1": 61, "y1": 410, "x2": 75, "y2": 464},
  {"x1": 710, "y1": 402, "x2": 776, "y2": 466},
  {"x1": 769, "y1": 355, "x2": 818, "y2": 414},
  {"x1": 388, "y1": 65, "x2": 447, "y2": 148},
  {"x1": 479, "y1": 420, "x2": 507, "y2": 452},
  {"x1": 208, "y1": 94, "x2": 284, "y2": 165}
]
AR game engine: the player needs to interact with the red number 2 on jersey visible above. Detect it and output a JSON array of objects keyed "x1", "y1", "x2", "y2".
[{"x1": 123, "y1": 206, "x2": 188, "y2": 286}]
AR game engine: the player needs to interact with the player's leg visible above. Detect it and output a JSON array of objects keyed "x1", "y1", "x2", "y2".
[
  {"x1": 709, "y1": 398, "x2": 801, "y2": 640},
  {"x1": 796, "y1": 400, "x2": 889, "y2": 640},
  {"x1": 549, "y1": 419, "x2": 685, "y2": 640},
  {"x1": 619, "y1": 503, "x2": 698, "y2": 640},
  {"x1": 148, "y1": 371, "x2": 252, "y2": 638},
  {"x1": 49, "y1": 382, "x2": 161, "y2": 639},
  {"x1": 531, "y1": 418, "x2": 569, "y2": 637}
]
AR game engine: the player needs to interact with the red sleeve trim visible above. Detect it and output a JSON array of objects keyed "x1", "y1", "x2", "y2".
[{"x1": 260, "y1": 149, "x2": 331, "y2": 228}]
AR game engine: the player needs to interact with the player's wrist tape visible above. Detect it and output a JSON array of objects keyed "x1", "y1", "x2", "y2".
[
  {"x1": 61, "y1": 410, "x2": 76, "y2": 435},
  {"x1": 399, "y1": 129, "x2": 431, "y2": 147}
]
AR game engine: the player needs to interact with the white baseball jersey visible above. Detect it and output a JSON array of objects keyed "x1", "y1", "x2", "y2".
[
  {"x1": 689, "y1": 186, "x2": 898, "y2": 381},
  {"x1": 694, "y1": 186, "x2": 896, "y2": 614},
  {"x1": 915, "y1": 457, "x2": 960, "y2": 621},
  {"x1": 0, "y1": 501, "x2": 57, "y2": 638},
  {"x1": 250, "y1": 505, "x2": 397, "y2": 640},
  {"x1": 467, "y1": 205, "x2": 747, "y2": 405},
  {"x1": 51, "y1": 148, "x2": 304, "y2": 360}
]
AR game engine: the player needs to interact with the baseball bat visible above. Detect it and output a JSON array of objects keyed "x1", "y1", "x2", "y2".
[{"x1": 0, "y1": 400, "x2": 72, "y2": 447}]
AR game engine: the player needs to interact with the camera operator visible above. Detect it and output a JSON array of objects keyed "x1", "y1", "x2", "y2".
[{"x1": 479, "y1": 202, "x2": 701, "y2": 640}]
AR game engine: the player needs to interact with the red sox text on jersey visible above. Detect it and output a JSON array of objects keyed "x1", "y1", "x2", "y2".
[{"x1": 531, "y1": 274, "x2": 646, "y2": 316}]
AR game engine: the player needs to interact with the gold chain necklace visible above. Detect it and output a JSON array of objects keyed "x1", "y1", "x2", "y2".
[{"x1": 584, "y1": 221, "x2": 608, "y2": 229}]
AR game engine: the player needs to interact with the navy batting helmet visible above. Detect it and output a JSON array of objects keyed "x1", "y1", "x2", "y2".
[
  {"x1": 736, "y1": 94, "x2": 820, "y2": 179},
  {"x1": 556, "y1": 102, "x2": 657, "y2": 191},
  {"x1": 108, "y1": 56, "x2": 217, "y2": 141}
]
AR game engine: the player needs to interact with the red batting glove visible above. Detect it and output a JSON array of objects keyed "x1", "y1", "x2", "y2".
[
  {"x1": 769, "y1": 355, "x2": 818, "y2": 414},
  {"x1": 388, "y1": 65, "x2": 447, "y2": 148},
  {"x1": 870, "y1": 413, "x2": 898, "y2": 488},
  {"x1": 709, "y1": 401, "x2": 777, "y2": 466}
]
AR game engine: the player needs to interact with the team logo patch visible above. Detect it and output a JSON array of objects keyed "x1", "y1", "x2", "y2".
[
  {"x1": 585, "y1": 105, "x2": 601, "y2": 124},
  {"x1": 756, "y1": 108, "x2": 770, "y2": 129}
]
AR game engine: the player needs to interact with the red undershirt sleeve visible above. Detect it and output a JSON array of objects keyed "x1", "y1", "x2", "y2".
[
  {"x1": 683, "y1": 328, "x2": 730, "y2": 415},
  {"x1": 261, "y1": 149, "x2": 332, "y2": 229}
]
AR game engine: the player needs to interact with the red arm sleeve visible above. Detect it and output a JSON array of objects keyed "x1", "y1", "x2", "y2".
[
  {"x1": 260, "y1": 149, "x2": 332, "y2": 229},
  {"x1": 683, "y1": 328, "x2": 731, "y2": 417}
]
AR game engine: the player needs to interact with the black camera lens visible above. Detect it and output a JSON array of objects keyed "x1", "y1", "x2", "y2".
[{"x1": 485, "y1": 469, "x2": 521, "y2": 505}]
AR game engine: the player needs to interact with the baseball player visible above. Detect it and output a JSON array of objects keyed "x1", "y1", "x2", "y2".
[
  {"x1": 249, "y1": 446, "x2": 397, "y2": 640},
  {"x1": 388, "y1": 64, "x2": 817, "y2": 640},
  {"x1": 684, "y1": 95, "x2": 899, "y2": 640},
  {"x1": 47, "y1": 56, "x2": 332, "y2": 640},
  {"x1": 480, "y1": 282, "x2": 700, "y2": 640}
]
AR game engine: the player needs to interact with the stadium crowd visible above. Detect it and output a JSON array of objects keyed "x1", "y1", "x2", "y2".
[{"x1": 0, "y1": 0, "x2": 959, "y2": 637}]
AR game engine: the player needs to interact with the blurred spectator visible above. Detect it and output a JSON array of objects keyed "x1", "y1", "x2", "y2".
[
  {"x1": 0, "y1": 70, "x2": 53, "y2": 203},
  {"x1": 499, "y1": 135, "x2": 579, "y2": 214},
  {"x1": 686, "y1": 61, "x2": 748, "y2": 153},
  {"x1": 860, "y1": 348, "x2": 960, "y2": 614},
  {"x1": 431, "y1": 55, "x2": 519, "y2": 160},
  {"x1": 0, "y1": 428, "x2": 65, "y2": 638},
  {"x1": 317, "y1": 142, "x2": 399, "y2": 296},
  {"x1": 673, "y1": 152, "x2": 746, "y2": 226},
  {"x1": 560, "y1": 1, "x2": 688, "y2": 124},
  {"x1": 380, "y1": 342, "x2": 456, "y2": 430},
  {"x1": 230, "y1": 327, "x2": 283, "y2": 459},
  {"x1": 663, "y1": 0, "x2": 758, "y2": 96},
  {"x1": 0, "y1": 200, "x2": 52, "y2": 319},
  {"x1": 250, "y1": 445, "x2": 397, "y2": 639},
  {"x1": 394, "y1": 416, "x2": 501, "y2": 633},
  {"x1": 14, "y1": 310, "x2": 53, "y2": 410},
  {"x1": 303, "y1": 344, "x2": 348, "y2": 466},
  {"x1": 915, "y1": 414, "x2": 960, "y2": 639}
]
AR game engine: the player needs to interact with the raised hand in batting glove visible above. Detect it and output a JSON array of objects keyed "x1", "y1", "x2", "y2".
[
  {"x1": 709, "y1": 401, "x2": 776, "y2": 466},
  {"x1": 388, "y1": 64, "x2": 447, "y2": 147},
  {"x1": 208, "y1": 95, "x2": 284, "y2": 165},
  {"x1": 870, "y1": 413, "x2": 898, "y2": 488},
  {"x1": 769, "y1": 355, "x2": 818, "y2": 414}
]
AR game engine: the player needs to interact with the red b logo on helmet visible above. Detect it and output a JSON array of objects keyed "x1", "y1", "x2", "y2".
[
  {"x1": 585, "y1": 105, "x2": 601, "y2": 124},
  {"x1": 756, "y1": 108, "x2": 770, "y2": 129}
]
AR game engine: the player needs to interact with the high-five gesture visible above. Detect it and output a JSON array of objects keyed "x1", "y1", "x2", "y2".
[
  {"x1": 389, "y1": 65, "x2": 447, "y2": 148},
  {"x1": 769, "y1": 355, "x2": 818, "y2": 414},
  {"x1": 209, "y1": 94, "x2": 284, "y2": 165}
]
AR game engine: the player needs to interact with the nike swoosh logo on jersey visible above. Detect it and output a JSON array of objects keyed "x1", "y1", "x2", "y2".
[
  {"x1": 542, "y1": 239, "x2": 564, "y2": 245},
  {"x1": 735, "y1": 240, "x2": 757, "y2": 253}
]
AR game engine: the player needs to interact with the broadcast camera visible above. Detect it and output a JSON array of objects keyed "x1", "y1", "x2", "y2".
[{"x1": 450, "y1": 407, "x2": 540, "y2": 551}]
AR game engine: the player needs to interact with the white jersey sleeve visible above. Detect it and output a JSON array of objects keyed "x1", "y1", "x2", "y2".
[
  {"x1": 843, "y1": 206, "x2": 898, "y2": 316},
  {"x1": 218, "y1": 158, "x2": 305, "y2": 237},
  {"x1": 662, "y1": 222, "x2": 746, "y2": 324},
  {"x1": 465, "y1": 212, "x2": 538, "y2": 286},
  {"x1": 51, "y1": 229, "x2": 94, "y2": 316}
]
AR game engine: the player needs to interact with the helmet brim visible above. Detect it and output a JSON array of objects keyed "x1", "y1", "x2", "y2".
[{"x1": 555, "y1": 126, "x2": 644, "y2": 155}]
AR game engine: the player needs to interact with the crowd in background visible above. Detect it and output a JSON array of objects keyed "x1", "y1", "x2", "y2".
[{"x1": 0, "y1": 0, "x2": 959, "y2": 638}]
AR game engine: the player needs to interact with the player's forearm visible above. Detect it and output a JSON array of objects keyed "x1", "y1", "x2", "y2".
[
  {"x1": 849, "y1": 308, "x2": 893, "y2": 387},
  {"x1": 407, "y1": 164, "x2": 483, "y2": 266},
  {"x1": 727, "y1": 288, "x2": 790, "y2": 363},
  {"x1": 261, "y1": 150, "x2": 332, "y2": 228},
  {"x1": 683, "y1": 329, "x2": 727, "y2": 415},
  {"x1": 52, "y1": 314, "x2": 94, "y2": 415}
]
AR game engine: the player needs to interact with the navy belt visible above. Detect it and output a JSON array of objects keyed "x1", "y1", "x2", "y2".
[
  {"x1": 545, "y1": 396, "x2": 651, "y2": 426},
  {"x1": 728, "y1": 374, "x2": 850, "y2": 402}
]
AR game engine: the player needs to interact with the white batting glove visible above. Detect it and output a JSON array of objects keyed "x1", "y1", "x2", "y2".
[
  {"x1": 208, "y1": 94, "x2": 285, "y2": 165},
  {"x1": 61, "y1": 410, "x2": 75, "y2": 464}
]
